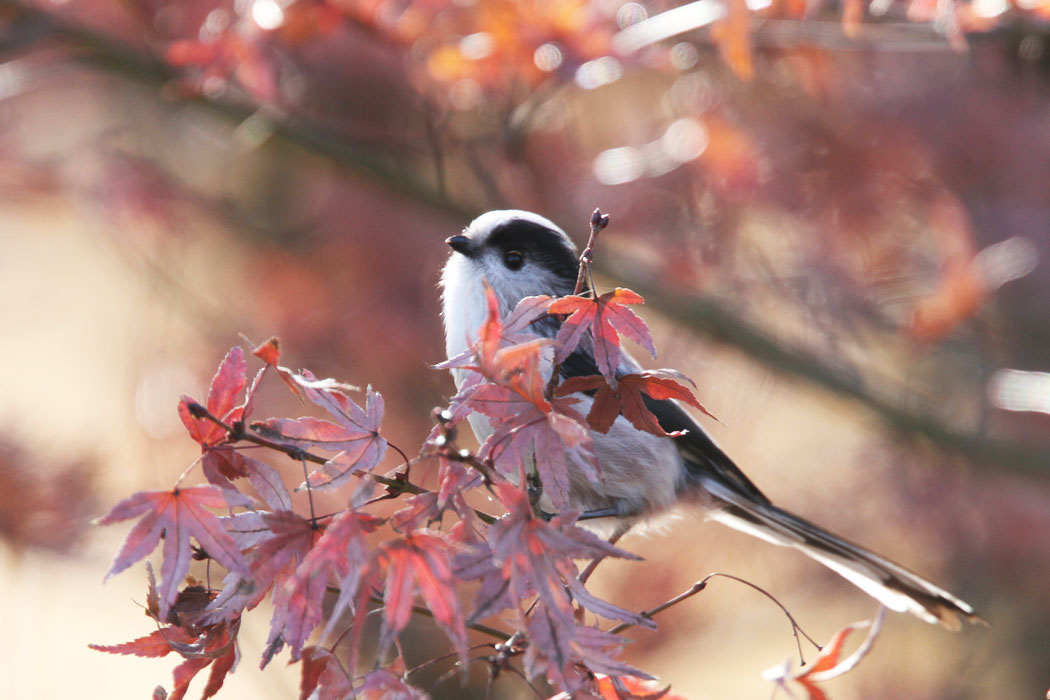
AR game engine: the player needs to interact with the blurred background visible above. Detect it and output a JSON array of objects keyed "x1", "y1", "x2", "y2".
[{"x1": 0, "y1": 0, "x2": 1048, "y2": 697}]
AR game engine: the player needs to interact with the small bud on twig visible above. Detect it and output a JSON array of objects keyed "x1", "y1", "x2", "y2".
[{"x1": 590, "y1": 208, "x2": 610, "y2": 232}]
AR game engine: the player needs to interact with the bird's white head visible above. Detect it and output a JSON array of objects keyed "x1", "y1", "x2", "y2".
[{"x1": 440, "y1": 210, "x2": 579, "y2": 361}]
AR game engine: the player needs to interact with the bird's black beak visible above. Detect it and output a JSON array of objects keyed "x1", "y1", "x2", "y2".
[{"x1": 445, "y1": 234, "x2": 475, "y2": 257}]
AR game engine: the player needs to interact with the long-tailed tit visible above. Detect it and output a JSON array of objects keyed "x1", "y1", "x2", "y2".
[{"x1": 440, "y1": 209, "x2": 980, "y2": 629}]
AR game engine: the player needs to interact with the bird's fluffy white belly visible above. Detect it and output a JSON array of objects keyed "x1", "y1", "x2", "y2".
[{"x1": 460, "y1": 385, "x2": 683, "y2": 523}]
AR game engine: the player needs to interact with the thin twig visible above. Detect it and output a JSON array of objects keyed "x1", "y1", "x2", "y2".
[
  {"x1": 577, "y1": 528, "x2": 625, "y2": 584},
  {"x1": 357, "y1": 592, "x2": 511, "y2": 642},
  {"x1": 187, "y1": 400, "x2": 421, "y2": 494},
  {"x1": 607, "y1": 572, "x2": 821, "y2": 665},
  {"x1": 498, "y1": 664, "x2": 547, "y2": 700},
  {"x1": 190, "y1": 401, "x2": 502, "y2": 526},
  {"x1": 406, "y1": 643, "x2": 497, "y2": 678},
  {"x1": 572, "y1": 208, "x2": 609, "y2": 296},
  {"x1": 606, "y1": 580, "x2": 709, "y2": 635}
]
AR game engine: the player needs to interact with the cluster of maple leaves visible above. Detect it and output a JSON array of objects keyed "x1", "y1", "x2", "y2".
[
  {"x1": 156, "y1": 0, "x2": 1042, "y2": 106},
  {"x1": 93, "y1": 218, "x2": 880, "y2": 699}
]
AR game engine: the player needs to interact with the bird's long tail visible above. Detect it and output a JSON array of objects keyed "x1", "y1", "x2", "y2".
[{"x1": 699, "y1": 477, "x2": 982, "y2": 630}]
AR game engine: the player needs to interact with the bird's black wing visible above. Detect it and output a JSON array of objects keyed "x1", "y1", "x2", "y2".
[
  {"x1": 559, "y1": 349, "x2": 770, "y2": 506},
  {"x1": 639, "y1": 394, "x2": 770, "y2": 506}
]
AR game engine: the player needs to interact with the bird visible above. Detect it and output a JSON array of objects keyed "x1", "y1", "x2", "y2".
[{"x1": 440, "y1": 209, "x2": 981, "y2": 630}]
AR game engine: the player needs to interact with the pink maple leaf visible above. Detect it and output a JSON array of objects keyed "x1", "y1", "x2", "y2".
[
  {"x1": 764, "y1": 608, "x2": 886, "y2": 700},
  {"x1": 98, "y1": 485, "x2": 252, "y2": 618},
  {"x1": 549, "y1": 288, "x2": 656, "y2": 382},
  {"x1": 558, "y1": 369, "x2": 717, "y2": 436},
  {"x1": 475, "y1": 389, "x2": 597, "y2": 510},
  {"x1": 265, "y1": 509, "x2": 382, "y2": 663},
  {"x1": 488, "y1": 483, "x2": 650, "y2": 628},
  {"x1": 375, "y1": 531, "x2": 468, "y2": 670},
  {"x1": 356, "y1": 668, "x2": 428, "y2": 699},
  {"x1": 92, "y1": 618, "x2": 241, "y2": 700},
  {"x1": 253, "y1": 381, "x2": 386, "y2": 490},
  {"x1": 298, "y1": 646, "x2": 351, "y2": 700},
  {"x1": 178, "y1": 346, "x2": 248, "y2": 448}
]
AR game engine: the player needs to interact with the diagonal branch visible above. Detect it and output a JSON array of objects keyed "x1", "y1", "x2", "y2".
[
  {"x1": 603, "y1": 253, "x2": 1050, "y2": 476},
  {"x1": 11, "y1": 0, "x2": 1045, "y2": 476}
]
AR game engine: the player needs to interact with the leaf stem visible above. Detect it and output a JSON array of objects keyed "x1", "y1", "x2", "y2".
[{"x1": 300, "y1": 456, "x2": 317, "y2": 524}]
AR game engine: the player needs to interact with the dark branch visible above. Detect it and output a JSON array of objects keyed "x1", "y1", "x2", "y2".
[{"x1": 602, "y1": 253, "x2": 1050, "y2": 476}]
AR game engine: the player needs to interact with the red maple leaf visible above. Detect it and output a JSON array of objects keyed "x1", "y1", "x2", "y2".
[
  {"x1": 93, "y1": 619, "x2": 241, "y2": 700},
  {"x1": 253, "y1": 381, "x2": 386, "y2": 490},
  {"x1": 452, "y1": 538, "x2": 513, "y2": 622},
  {"x1": 199, "y1": 448, "x2": 291, "y2": 511},
  {"x1": 435, "y1": 451, "x2": 484, "y2": 509},
  {"x1": 488, "y1": 483, "x2": 649, "y2": 629},
  {"x1": 390, "y1": 492, "x2": 440, "y2": 533},
  {"x1": 200, "y1": 511, "x2": 312, "y2": 627},
  {"x1": 558, "y1": 369, "x2": 717, "y2": 436},
  {"x1": 437, "y1": 286, "x2": 556, "y2": 409},
  {"x1": 764, "y1": 608, "x2": 885, "y2": 700},
  {"x1": 437, "y1": 286, "x2": 554, "y2": 373},
  {"x1": 297, "y1": 646, "x2": 351, "y2": 700},
  {"x1": 356, "y1": 668, "x2": 429, "y2": 699},
  {"x1": 251, "y1": 336, "x2": 281, "y2": 366},
  {"x1": 547, "y1": 673, "x2": 690, "y2": 700},
  {"x1": 90, "y1": 627, "x2": 197, "y2": 658},
  {"x1": 265, "y1": 509, "x2": 382, "y2": 662},
  {"x1": 251, "y1": 335, "x2": 301, "y2": 397},
  {"x1": 375, "y1": 531, "x2": 468, "y2": 670},
  {"x1": 251, "y1": 510, "x2": 319, "y2": 589},
  {"x1": 98, "y1": 486, "x2": 252, "y2": 618},
  {"x1": 548, "y1": 288, "x2": 656, "y2": 382},
  {"x1": 475, "y1": 286, "x2": 556, "y2": 406},
  {"x1": 474, "y1": 388, "x2": 597, "y2": 510},
  {"x1": 178, "y1": 346, "x2": 248, "y2": 448},
  {"x1": 527, "y1": 615, "x2": 652, "y2": 692},
  {"x1": 173, "y1": 346, "x2": 286, "y2": 501},
  {"x1": 503, "y1": 294, "x2": 557, "y2": 335},
  {"x1": 169, "y1": 625, "x2": 239, "y2": 700}
]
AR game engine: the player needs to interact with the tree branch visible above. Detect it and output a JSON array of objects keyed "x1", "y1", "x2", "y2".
[
  {"x1": 602, "y1": 253, "x2": 1050, "y2": 476},
  {"x1": 10, "y1": 0, "x2": 1045, "y2": 476}
]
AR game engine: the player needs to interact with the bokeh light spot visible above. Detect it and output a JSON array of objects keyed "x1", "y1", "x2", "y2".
[
  {"x1": 459, "y1": 32, "x2": 495, "y2": 61},
  {"x1": 662, "y1": 117, "x2": 708, "y2": 163},
  {"x1": 534, "y1": 42, "x2": 563, "y2": 72},
  {"x1": 593, "y1": 146, "x2": 645, "y2": 184},
  {"x1": 669, "y1": 42, "x2": 699, "y2": 70},
  {"x1": 251, "y1": 0, "x2": 285, "y2": 30},
  {"x1": 989, "y1": 369, "x2": 1050, "y2": 415},
  {"x1": 972, "y1": 0, "x2": 1008, "y2": 17},
  {"x1": 617, "y1": 2, "x2": 649, "y2": 28},
  {"x1": 575, "y1": 56, "x2": 623, "y2": 89},
  {"x1": 973, "y1": 236, "x2": 1039, "y2": 290}
]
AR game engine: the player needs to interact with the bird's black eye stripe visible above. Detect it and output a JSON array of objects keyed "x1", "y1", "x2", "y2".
[{"x1": 486, "y1": 219, "x2": 579, "y2": 282}]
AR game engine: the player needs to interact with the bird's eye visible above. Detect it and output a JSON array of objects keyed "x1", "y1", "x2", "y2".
[{"x1": 503, "y1": 250, "x2": 525, "y2": 270}]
